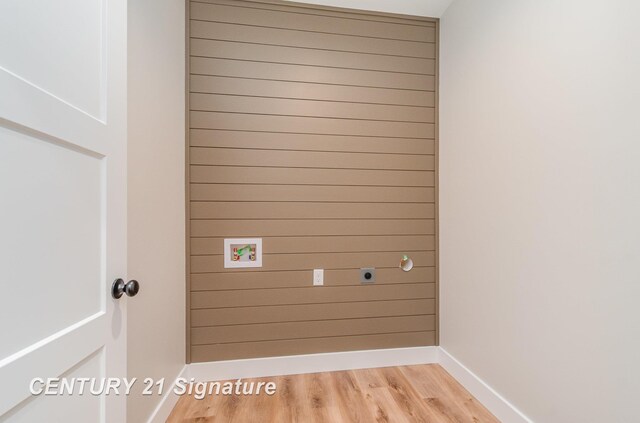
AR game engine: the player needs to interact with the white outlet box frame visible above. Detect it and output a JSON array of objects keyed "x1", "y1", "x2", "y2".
[
  {"x1": 313, "y1": 269, "x2": 324, "y2": 286},
  {"x1": 224, "y1": 238, "x2": 263, "y2": 268}
]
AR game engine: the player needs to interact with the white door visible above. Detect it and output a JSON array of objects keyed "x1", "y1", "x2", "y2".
[{"x1": 0, "y1": 0, "x2": 128, "y2": 422}]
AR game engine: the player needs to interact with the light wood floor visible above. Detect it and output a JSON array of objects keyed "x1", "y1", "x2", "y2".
[{"x1": 167, "y1": 364, "x2": 499, "y2": 422}]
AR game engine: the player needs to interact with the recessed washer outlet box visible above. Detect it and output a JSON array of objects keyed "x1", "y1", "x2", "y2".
[{"x1": 360, "y1": 268, "x2": 375, "y2": 284}]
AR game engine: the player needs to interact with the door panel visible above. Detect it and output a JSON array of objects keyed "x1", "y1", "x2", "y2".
[
  {"x1": 0, "y1": 0, "x2": 127, "y2": 421},
  {"x1": 1, "y1": 350, "x2": 104, "y2": 423},
  {"x1": 0, "y1": 129, "x2": 102, "y2": 359},
  {"x1": 0, "y1": 0, "x2": 104, "y2": 119}
]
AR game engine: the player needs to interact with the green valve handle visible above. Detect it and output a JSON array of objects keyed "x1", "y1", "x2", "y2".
[{"x1": 236, "y1": 245, "x2": 252, "y2": 256}]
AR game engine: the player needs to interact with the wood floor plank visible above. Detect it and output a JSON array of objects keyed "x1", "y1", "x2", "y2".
[
  {"x1": 311, "y1": 372, "x2": 345, "y2": 422},
  {"x1": 379, "y1": 366, "x2": 449, "y2": 422},
  {"x1": 331, "y1": 370, "x2": 378, "y2": 423},
  {"x1": 399, "y1": 365, "x2": 501, "y2": 423},
  {"x1": 272, "y1": 375, "x2": 311, "y2": 422},
  {"x1": 166, "y1": 364, "x2": 499, "y2": 423},
  {"x1": 398, "y1": 364, "x2": 468, "y2": 421},
  {"x1": 350, "y1": 368, "x2": 413, "y2": 423}
]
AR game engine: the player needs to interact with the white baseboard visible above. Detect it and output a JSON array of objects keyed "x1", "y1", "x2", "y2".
[
  {"x1": 147, "y1": 365, "x2": 188, "y2": 423},
  {"x1": 186, "y1": 346, "x2": 438, "y2": 382},
  {"x1": 438, "y1": 348, "x2": 533, "y2": 423}
]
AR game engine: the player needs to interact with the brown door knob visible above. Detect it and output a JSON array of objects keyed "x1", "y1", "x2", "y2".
[{"x1": 112, "y1": 279, "x2": 140, "y2": 299}]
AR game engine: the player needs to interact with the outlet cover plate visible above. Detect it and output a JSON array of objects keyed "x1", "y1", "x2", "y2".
[{"x1": 313, "y1": 269, "x2": 324, "y2": 286}]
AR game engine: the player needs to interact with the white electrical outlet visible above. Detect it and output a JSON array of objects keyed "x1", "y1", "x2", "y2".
[{"x1": 313, "y1": 269, "x2": 324, "y2": 286}]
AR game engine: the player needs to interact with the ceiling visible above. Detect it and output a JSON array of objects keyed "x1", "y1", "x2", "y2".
[{"x1": 283, "y1": 0, "x2": 455, "y2": 18}]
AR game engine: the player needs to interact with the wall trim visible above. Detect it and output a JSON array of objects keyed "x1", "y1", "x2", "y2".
[
  {"x1": 185, "y1": 346, "x2": 439, "y2": 382},
  {"x1": 147, "y1": 365, "x2": 188, "y2": 423},
  {"x1": 438, "y1": 348, "x2": 533, "y2": 423}
]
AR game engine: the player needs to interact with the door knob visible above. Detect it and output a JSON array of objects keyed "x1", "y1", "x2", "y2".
[{"x1": 112, "y1": 279, "x2": 140, "y2": 299}]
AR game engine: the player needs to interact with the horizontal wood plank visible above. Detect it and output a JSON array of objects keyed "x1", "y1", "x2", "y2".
[
  {"x1": 191, "y1": 2, "x2": 435, "y2": 42},
  {"x1": 190, "y1": 202, "x2": 435, "y2": 220},
  {"x1": 190, "y1": 331, "x2": 436, "y2": 362},
  {"x1": 191, "y1": 283, "x2": 435, "y2": 309},
  {"x1": 191, "y1": 298, "x2": 436, "y2": 326},
  {"x1": 190, "y1": 75, "x2": 435, "y2": 107},
  {"x1": 191, "y1": 235, "x2": 436, "y2": 256},
  {"x1": 190, "y1": 148, "x2": 435, "y2": 170},
  {"x1": 190, "y1": 219, "x2": 435, "y2": 237},
  {"x1": 191, "y1": 251, "x2": 435, "y2": 273},
  {"x1": 191, "y1": 184, "x2": 434, "y2": 202},
  {"x1": 190, "y1": 20, "x2": 436, "y2": 58},
  {"x1": 192, "y1": 315, "x2": 435, "y2": 344},
  {"x1": 190, "y1": 112, "x2": 435, "y2": 138},
  {"x1": 190, "y1": 167, "x2": 435, "y2": 187},
  {"x1": 190, "y1": 266, "x2": 436, "y2": 290},
  {"x1": 190, "y1": 93, "x2": 435, "y2": 123},
  {"x1": 189, "y1": 130, "x2": 435, "y2": 154},
  {"x1": 190, "y1": 39, "x2": 434, "y2": 74},
  {"x1": 193, "y1": 0, "x2": 437, "y2": 27},
  {"x1": 190, "y1": 57, "x2": 435, "y2": 90},
  {"x1": 190, "y1": 201, "x2": 435, "y2": 220}
]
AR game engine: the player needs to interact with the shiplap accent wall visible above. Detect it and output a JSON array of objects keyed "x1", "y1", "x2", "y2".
[{"x1": 187, "y1": 0, "x2": 438, "y2": 363}]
